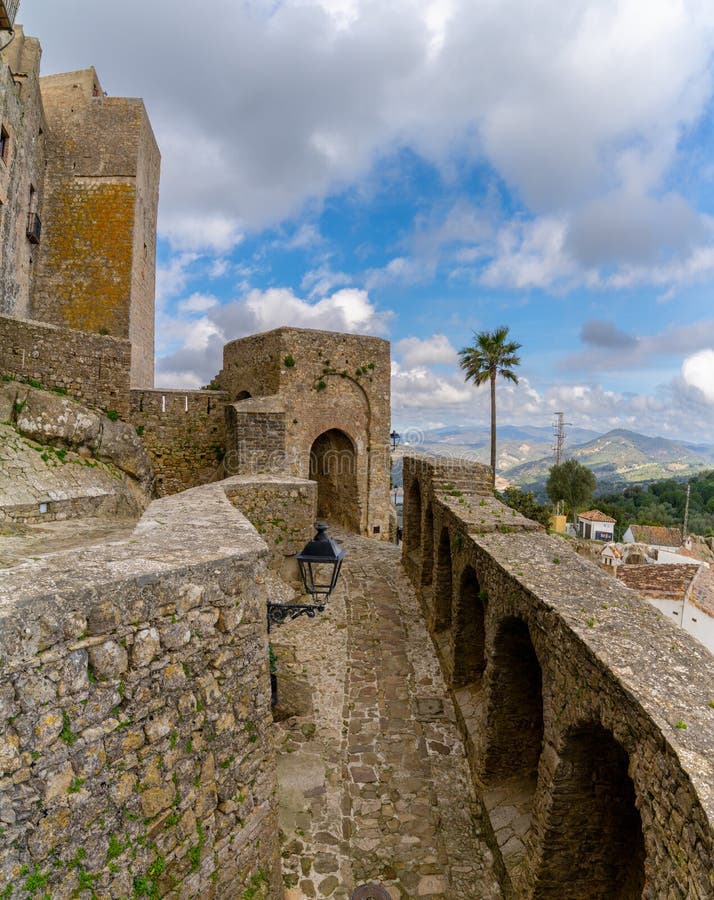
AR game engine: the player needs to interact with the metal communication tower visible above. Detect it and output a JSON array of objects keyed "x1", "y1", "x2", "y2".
[{"x1": 552, "y1": 412, "x2": 571, "y2": 466}]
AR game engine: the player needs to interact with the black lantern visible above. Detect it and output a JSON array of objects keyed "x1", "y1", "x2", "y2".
[
  {"x1": 390, "y1": 430, "x2": 401, "y2": 451},
  {"x1": 267, "y1": 523, "x2": 346, "y2": 632},
  {"x1": 296, "y1": 523, "x2": 346, "y2": 602}
]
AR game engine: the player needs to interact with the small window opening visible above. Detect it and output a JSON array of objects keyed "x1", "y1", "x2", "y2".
[{"x1": 0, "y1": 125, "x2": 9, "y2": 165}]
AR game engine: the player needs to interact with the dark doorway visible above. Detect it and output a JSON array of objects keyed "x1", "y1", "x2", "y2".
[
  {"x1": 309, "y1": 429, "x2": 359, "y2": 532},
  {"x1": 533, "y1": 725, "x2": 645, "y2": 899}
]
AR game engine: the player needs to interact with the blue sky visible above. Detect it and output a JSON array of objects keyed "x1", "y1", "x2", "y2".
[{"x1": 22, "y1": 0, "x2": 714, "y2": 442}]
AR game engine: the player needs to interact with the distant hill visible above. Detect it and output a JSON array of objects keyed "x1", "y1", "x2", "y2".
[
  {"x1": 504, "y1": 429, "x2": 713, "y2": 490},
  {"x1": 394, "y1": 425, "x2": 714, "y2": 492}
]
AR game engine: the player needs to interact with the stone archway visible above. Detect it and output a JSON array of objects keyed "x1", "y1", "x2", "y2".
[
  {"x1": 404, "y1": 479, "x2": 422, "y2": 560},
  {"x1": 309, "y1": 429, "x2": 360, "y2": 531},
  {"x1": 533, "y1": 725, "x2": 645, "y2": 899},
  {"x1": 432, "y1": 527, "x2": 453, "y2": 632},
  {"x1": 452, "y1": 565, "x2": 486, "y2": 687},
  {"x1": 484, "y1": 617, "x2": 543, "y2": 781},
  {"x1": 482, "y1": 616, "x2": 545, "y2": 888},
  {"x1": 421, "y1": 503, "x2": 434, "y2": 589}
]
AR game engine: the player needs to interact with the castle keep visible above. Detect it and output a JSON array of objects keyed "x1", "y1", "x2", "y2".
[{"x1": 0, "y1": 24, "x2": 159, "y2": 394}]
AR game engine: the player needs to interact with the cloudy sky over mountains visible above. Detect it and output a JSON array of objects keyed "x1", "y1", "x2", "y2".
[{"x1": 23, "y1": 0, "x2": 714, "y2": 440}]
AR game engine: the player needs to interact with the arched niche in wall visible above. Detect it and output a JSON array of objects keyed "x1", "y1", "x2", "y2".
[
  {"x1": 532, "y1": 725, "x2": 645, "y2": 900},
  {"x1": 235, "y1": 390, "x2": 252, "y2": 401},
  {"x1": 432, "y1": 527, "x2": 453, "y2": 632},
  {"x1": 483, "y1": 616, "x2": 544, "y2": 783},
  {"x1": 452, "y1": 564, "x2": 487, "y2": 687},
  {"x1": 421, "y1": 503, "x2": 434, "y2": 589},
  {"x1": 404, "y1": 479, "x2": 422, "y2": 559},
  {"x1": 309, "y1": 428, "x2": 360, "y2": 532}
]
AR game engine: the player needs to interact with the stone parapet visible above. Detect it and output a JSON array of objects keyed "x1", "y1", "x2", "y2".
[
  {"x1": 401, "y1": 453, "x2": 714, "y2": 899},
  {"x1": 0, "y1": 314, "x2": 132, "y2": 418},
  {"x1": 0, "y1": 483, "x2": 281, "y2": 898},
  {"x1": 130, "y1": 388, "x2": 230, "y2": 496}
]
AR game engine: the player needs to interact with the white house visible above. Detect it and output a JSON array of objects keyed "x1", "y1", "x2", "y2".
[
  {"x1": 577, "y1": 510, "x2": 616, "y2": 542},
  {"x1": 601, "y1": 543, "x2": 623, "y2": 567}
]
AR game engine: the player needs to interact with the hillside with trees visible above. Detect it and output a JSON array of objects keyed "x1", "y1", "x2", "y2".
[{"x1": 596, "y1": 469, "x2": 714, "y2": 538}]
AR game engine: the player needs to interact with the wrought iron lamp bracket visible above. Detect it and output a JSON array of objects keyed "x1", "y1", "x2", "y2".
[{"x1": 267, "y1": 601, "x2": 325, "y2": 632}]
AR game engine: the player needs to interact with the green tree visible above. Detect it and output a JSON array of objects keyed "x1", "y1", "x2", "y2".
[
  {"x1": 546, "y1": 459, "x2": 597, "y2": 524},
  {"x1": 501, "y1": 486, "x2": 552, "y2": 526},
  {"x1": 458, "y1": 326, "x2": 521, "y2": 488}
]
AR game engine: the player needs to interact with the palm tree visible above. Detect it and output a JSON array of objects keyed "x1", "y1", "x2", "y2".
[{"x1": 458, "y1": 326, "x2": 521, "y2": 488}]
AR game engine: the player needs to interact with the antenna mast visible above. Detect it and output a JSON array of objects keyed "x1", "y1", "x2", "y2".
[{"x1": 552, "y1": 412, "x2": 571, "y2": 466}]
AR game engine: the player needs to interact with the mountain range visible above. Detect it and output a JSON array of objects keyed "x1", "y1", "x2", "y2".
[{"x1": 396, "y1": 425, "x2": 714, "y2": 491}]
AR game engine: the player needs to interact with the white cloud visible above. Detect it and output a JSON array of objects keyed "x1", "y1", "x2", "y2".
[
  {"x1": 301, "y1": 264, "x2": 353, "y2": 298},
  {"x1": 682, "y1": 349, "x2": 714, "y2": 403},
  {"x1": 394, "y1": 334, "x2": 458, "y2": 367},
  {"x1": 177, "y1": 292, "x2": 219, "y2": 314},
  {"x1": 391, "y1": 360, "x2": 472, "y2": 410},
  {"x1": 25, "y1": 0, "x2": 714, "y2": 277},
  {"x1": 156, "y1": 286, "x2": 391, "y2": 386},
  {"x1": 160, "y1": 213, "x2": 244, "y2": 255},
  {"x1": 481, "y1": 217, "x2": 579, "y2": 289}
]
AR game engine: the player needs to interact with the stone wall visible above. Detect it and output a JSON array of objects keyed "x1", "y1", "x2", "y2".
[
  {"x1": 31, "y1": 68, "x2": 159, "y2": 389},
  {"x1": 130, "y1": 388, "x2": 230, "y2": 497},
  {"x1": 0, "y1": 483, "x2": 282, "y2": 899},
  {"x1": 0, "y1": 313, "x2": 132, "y2": 417},
  {"x1": 0, "y1": 27, "x2": 45, "y2": 319},
  {"x1": 223, "y1": 398, "x2": 287, "y2": 478},
  {"x1": 217, "y1": 327, "x2": 392, "y2": 539},
  {"x1": 402, "y1": 454, "x2": 714, "y2": 899},
  {"x1": 223, "y1": 475, "x2": 317, "y2": 576}
]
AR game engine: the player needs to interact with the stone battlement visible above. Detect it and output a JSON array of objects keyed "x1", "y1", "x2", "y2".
[{"x1": 402, "y1": 454, "x2": 714, "y2": 898}]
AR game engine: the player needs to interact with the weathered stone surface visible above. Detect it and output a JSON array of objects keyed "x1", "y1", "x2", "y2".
[
  {"x1": 0, "y1": 483, "x2": 280, "y2": 899},
  {"x1": 131, "y1": 627, "x2": 160, "y2": 667},
  {"x1": 402, "y1": 454, "x2": 714, "y2": 900},
  {"x1": 88, "y1": 640, "x2": 128, "y2": 680},
  {"x1": 3, "y1": 382, "x2": 152, "y2": 489}
]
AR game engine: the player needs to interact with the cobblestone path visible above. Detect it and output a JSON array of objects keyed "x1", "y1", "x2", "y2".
[{"x1": 274, "y1": 532, "x2": 502, "y2": 900}]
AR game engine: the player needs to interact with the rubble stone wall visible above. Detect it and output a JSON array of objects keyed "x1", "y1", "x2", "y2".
[
  {"x1": 0, "y1": 313, "x2": 131, "y2": 417},
  {"x1": 402, "y1": 454, "x2": 714, "y2": 900},
  {"x1": 0, "y1": 483, "x2": 282, "y2": 899},
  {"x1": 0, "y1": 27, "x2": 45, "y2": 320},
  {"x1": 223, "y1": 475, "x2": 317, "y2": 569},
  {"x1": 130, "y1": 389, "x2": 230, "y2": 497}
]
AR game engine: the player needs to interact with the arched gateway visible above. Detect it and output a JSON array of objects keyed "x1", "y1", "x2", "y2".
[
  {"x1": 217, "y1": 327, "x2": 391, "y2": 538},
  {"x1": 309, "y1": 429, "x2": 360, "y2": 532}
]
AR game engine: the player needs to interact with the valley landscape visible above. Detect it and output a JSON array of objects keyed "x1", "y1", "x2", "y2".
[{"x1": 399, "y1": 424, "x2": 714, "y2": 493}]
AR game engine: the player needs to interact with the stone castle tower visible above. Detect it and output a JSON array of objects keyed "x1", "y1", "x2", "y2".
[
  {"x1": 32, "y1": 68, "x2": 160, "y2": 388},
  {"x1": 216, "y1": 327, "x2": 392, "y2": 538},
  {"x1": 0, "y1": 19, "x2": 159, "y2": 389}
]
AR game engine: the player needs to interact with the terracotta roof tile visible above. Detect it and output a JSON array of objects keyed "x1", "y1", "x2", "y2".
[
  {"x1": 617, "y1": 564, "x2": 700, "y2": 600},
  {"x1": 578, "y1": 510, "x2": 617, "y2": 523},
  {"x1": 627, "y1": 525, "x2": 683, "y2": 547}
]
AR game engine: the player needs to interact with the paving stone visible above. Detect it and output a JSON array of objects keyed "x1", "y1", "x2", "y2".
[{"x1": 275, "y1": 531, "x2": 503, "y2": 899}]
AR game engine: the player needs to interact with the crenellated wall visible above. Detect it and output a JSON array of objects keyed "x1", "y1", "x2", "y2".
[
  {"x1": 402, "y1": 454, "x2": 714, "y2": 900},
  {"x1": 130, "y1": 388, "x2": 230, "y2": 496},
  {"x1": 0, "y1": 482, "x2": 282, "y2": 899}
]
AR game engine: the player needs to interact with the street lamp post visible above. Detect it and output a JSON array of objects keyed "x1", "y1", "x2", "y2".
[{"x1": 267, "y1": 523, "x2": 346, "y2": 632}]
